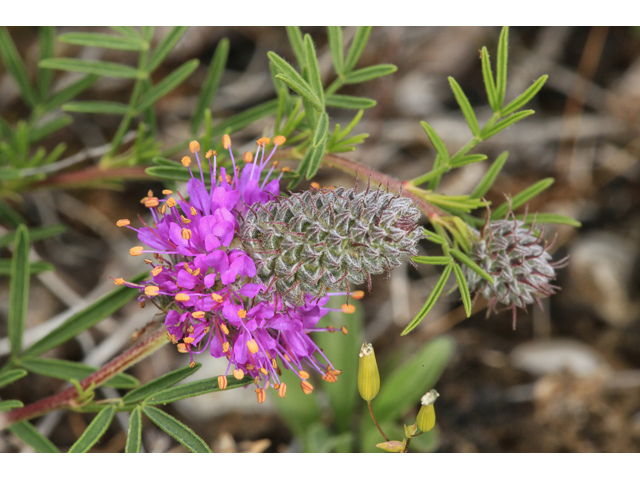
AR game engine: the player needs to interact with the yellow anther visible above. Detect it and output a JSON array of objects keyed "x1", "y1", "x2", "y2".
[
  {"x1": 310, "y1": 182, "x2": 320, "y2": 189},
  {"x1": 298, "y1": 370, "x2": 310, "y2": 379},
  {"x1": 147, "y1": 190, "x2": 153, "y2": 197},
  {"x1": 238, "y1": 309, "x2": 247, "y2": 319},
  {"x1": 151, "y1": 266, "x2": 163, "y2": 276},
  {"x1": 189, "y1": 361, "x2": 196, "y2": 368},
  {"x1": 225, "y1": 174, "x2": 231, "y2": 183},
  {"x1": 116, "y1": 219, "x2": 130, "y2": 227},
  {"x1": 160, "y1": 204, "x2": 167, "y2": 215},
  {"x1": 280, "y1": 166, "x2": 291, "y2": 173},
  {"x1": 300, "y1": 380, "x2": 314, "y2": 395},
  {"x1": 256, "y1": 137, "x2": 271, "y2": 146},
  {"x1": 167, "y1": 333, "x2": 178, "y2": 344},
  {"x1": 181, "y1": 228, "x2": 192, "y2": 240},
  {"x1": 255, "y1": 388, "x2": 265, "y2": 404},
  {"x1": 272, "y1": 359, "x2": 277, "y2": 369},
  {"x1": 273, "y1": 135, "x2": 286, "y2": 146},
  {"x1": 222, "y1": 134, "x2": 231, "y2": 149},
  {"x1": 259, "y1": 367, "x2": 268, "y2": 375},
  {"x1": 222, "y1": 342, "x2": 230, "y2": 353},
  {"x1": 341, "y1": 326, "x2": 348, "y2": 335},
  {"x1": 183, "y1": 337, "x2": 195, "y2": 344},
  {"x1": 162, "y1": 189, "x2": 173, "y2": 195},
  {"x1": 205, "y1": 150, "x2": 215, "y2": 159},
  {"x1": 212, "y1": 293, "x2": 223, "y2": 303},
  {"x1": 181, "y1": 156, "x2": 191, "y2": 167},
  {"x1": 220, "y1": 323, "x2": 229, "y2": 335},
  {"x1": 189, "y1": 140, "x2": 200, "y2": 153},
  {"x1": 283, "y1": 353, "x2": 291, "y2": 362},
  {"x1": 322, "y1": 372, "x2": 338, "y2": 383},
  {"x1": 341, "y1": 304, "x2": 356, "y2": 314},
  {"x1": 177, "y1": 343, "x2": 189, "y2": 353},
  {"x1": 218, "y1": 375, "x2": 228, "y2": 390},
  {"x1": 233, "y1": 369, "x2": 245, "y2": 380},
  {"x1": 192, "y1": 311, "x2": 205, "y2": 319},
  {"x1": 166, "y1": 197, "x2": 176, "y2": 208},
  {"x1": 144, "y1": 258, "x2": 153, "y2": 265},
  {"x1": 278, "y1": 383, "x2": 287, "y2": 398},
  {"x1": 175, "y1": 293, "x2": 190, "y2": 302},
  {"x1": 144, "y1": 197, "x2": 159, "y2": 208},
  {"x1": 246, "y1": 364, "x2": 255, "y2": 371},
  {"x1": 130, "y1": 246, "x2": 144, "y2": 256},
  {"x1": 192, "y1": 268, "x2": 200, "y2": 276},
  {"x1": 243, "y1": 151, "x2": 254, "y2": 163},
  {"x1": 247, "y1": 339, "x2": 259, "y2": 354},
  {"x1": 351, "y1": 290, "x2": 365, "y2": 300},
  {"x1": 272, "y1": 160, "x2": 279, "y2": 168},
  {"x1": 114, "y1": 278, "x2": 125, "y2": 285}
]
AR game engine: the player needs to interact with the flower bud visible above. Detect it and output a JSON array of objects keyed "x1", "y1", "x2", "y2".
[
  {"x1": 416, "y1": 389, "x2": 439, "y2": 432},
  {"x1": 376, "y1": 440, "x2": 405, "y2": 453},
  {"x1": 358, "y1": 343, "x2": 380, "y2": 402}
]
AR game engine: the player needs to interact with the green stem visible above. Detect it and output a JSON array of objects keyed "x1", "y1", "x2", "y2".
[{"x1": 367, "y1": 401, "x2": 389, "y2": 442}]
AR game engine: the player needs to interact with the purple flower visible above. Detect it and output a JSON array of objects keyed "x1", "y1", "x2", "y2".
[{"x1": 116, "y1": 136, "x2": 352, "y2": 401}]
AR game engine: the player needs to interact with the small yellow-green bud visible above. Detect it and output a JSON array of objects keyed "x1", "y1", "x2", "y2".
[
  {"x1": 416, "y1": 389, "x2": 439, "y2": 432},
  {"x1": 358, "y1": 343, "x2": 380, "y2": 402},
  {"x1": 404, "y1": 423, "x2": 418, "y2": 438},
  {"x1": 376, "y1": 440, "x2": 405, "y2": 453}
]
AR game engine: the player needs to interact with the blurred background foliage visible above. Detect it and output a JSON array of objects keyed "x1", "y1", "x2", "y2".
[{"x1": 1, "y1": 26, "x2": 640, "y2": 452}]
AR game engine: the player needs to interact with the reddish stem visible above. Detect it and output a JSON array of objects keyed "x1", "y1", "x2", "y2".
[{"x1": 368, "y1": 400, "x2": 390, "y2": 442}]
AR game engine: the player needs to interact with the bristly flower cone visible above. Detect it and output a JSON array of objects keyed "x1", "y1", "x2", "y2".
[
  {"x1": 463, "y1": 214, "x2": 567, "y2": 328},
  {"x1": 241, "y1": 186, "x2": 424, "y2": 305}
]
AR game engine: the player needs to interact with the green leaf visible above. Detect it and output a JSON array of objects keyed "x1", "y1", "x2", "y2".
[
  {"x1": 449, "y1": 248, "x2": 494, "y2": 284},
  {"x1": 122, "y1": 363, "x2": 201, "y2": 404},
  {"x1": 448, "y1": 77, "x2": 480, "y2": 137},
  {"x1": 0, "y1": 27, "x2": 38, "y2": 107},
  {"x1": 481, "y1": 110, "x2": 534, "y2": 139},
  {"x1": 110, "y1": 27, "x2": 141, "y2": 38},
  {"x1": 58, "y1": 32, "x2": 147, "y2": 51},
  {"x1": 209, "y1": 99, "x2": 278, "y2": 138},
  {"x1": 8, "y1": 421, "x2": 60, "y2": 452},
  {"x1": 28, "y1": 115, "x2": 72, "y2": 143},
  {"x1": 41, "y1": 75, "x2": 99, "y2": 112},
  {"x1": 285, "y1": 26, "x2": 306, "y2": 69},
  {"x1": 423, "y1": 228, "x2": 446, "y2": 245},
  {"x1": 145, "y1": 165, "x2": 194, "y2": 183},
  {"x1": 146, "y1": 375, "x2": 253, "y2": 405},
  {"x1": 453, "y1": 263, "x2": 472, "y2": 317},
  {"x1": 412, "y1": 256, "x2": 452, "y2": 265},
  {"x1": 305, "y1": 139, "x2": 327, "y2": 180},
  {"x1": 0, "y1": 399, "x2": 24, "y2": 411},
  {"x1": 39, "y1": 58, "x2": 140, "y2": 79},
  {"x1": 9, "y1": 224, "x2": 30, "y2": 356},
  {"x1": 0, "y1": 260, "x2": 54, "y2": 275},
  {"x1": 344, "y1": 26, "x2": 372, "y2": 73},
  {"x1": 402, "y1": 264, "x2": 453, "y2": 335},
  {"x1": 137, "y1": 59, "x2": 199, "y2": 111},
  {"x1": 481, "y1": 46, "x2": 499, "y2": 112},
  {"x1": 191, "y1": 38, "x2": 228, "y2": 134},
  {"x1": 0, "y1": 368, "x2": 27, "y2": 388},
  {"x1": 420, "y1": 121, "x2": 449, "y2": 162},
  {"x1": 375, "y1": 336, "x2": 455, "y2": 422},
  {"x1": 23, "y1": 272, "x2": 148, "y2": 357},
  {"x1": 325, "y1": 94, "x2": 376, "y2": 110},
  {"x1": 0, "y1": 200, "x2": 26, "y2": 227},
  {"x1": 491, "y1": 178, "x2": 555, "y2": 220},
  {"x1": 0, "y1": 223, "x2": 66, "y2": 249},
  {"x1": 63, "y1": 101, "x2": 130, "y2": 115},
  {"x1": 327, "y1": 26, "x2": 344, "y2": 75},
  {"x1": 449, "y1": 154, "x2": 487, "y2": 168},
  {"x1": 125, "y1": 407, "x2": 142, "y2": 453},
  {"x1": 20, "y1": 357, "x2": 139, "y2": 389},
  {"x1": 471, "y1": 151, "x2": 509, "y2": 199},
  {"x1": 496, "y1": 26, "x2": 510, "y2": 110},
  {"x1": 147, "y1": 26, "x2": 188, "y2": 72},
  {"x1": 68, "y1": 406, "x2": 115, "y2": 453},
  {"x1": 501, "y1": 75, "x2": 548, "y2": 116},
  {"x1": 343, "y1": 64, "x2": 397, "y2": 84},
  {"x1": 304, "y1": 34, "x2": 324, "y2": 105},
  {"x1": 516, "y1": 212, "x2": 582, "y2": 228},
  {"x1": 37, "y1": 27, "x2": 55, "y2": 99},
  {"x1": 141, "y1": 26, "x2": 155, "y2": 42},
  {"x1": 269, "y1": 52, "x2": 321, "y2": 110},
  {"x1": 312, "y1": 112, "x2": 329, "y2": 148},
  {"x1": 142, "y1": 406, "x2": 211, "y2": 453}
]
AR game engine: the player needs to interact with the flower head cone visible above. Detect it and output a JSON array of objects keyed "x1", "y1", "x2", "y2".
[{"x1": 118, "y1": 136, "x2": 347, "y2": 396}]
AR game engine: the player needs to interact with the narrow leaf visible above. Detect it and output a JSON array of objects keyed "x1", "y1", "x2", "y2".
[
  {"x1": 420, "y1": 121, "x2": 449, "y2": 162},
  {"x1": 449, "y1": 154, "x2": 487, "y2": 168},
  {"x1": 481, "y1": 110, "x2": 534, "y2": 139},
  {"x1": 516, "y1": 212, "x2": 582, "y2": 228},
  {"x1": 453, "y1": 263, "x2": 472, "y2": 317},
  {"x1": 306, "y1": 139, "x2": 327, "y2": 180},
  {"x1": 401, "y1": 264, "x2": 453, "y2": 335},
  {"x1": 37, "y1": 26, "x2": 55, "y2": 99},
  {"x1": 0, "y1": 224, "x2": 66, "y2": 249},
  {"x1": 449, "y1": 248, "x2": 494, "y2": 284},
  {"x1": 481, "y1": 46, "x2": 499, "y2": 112},
  {"x1": 28, "y1": 115, "x2": 72, "y2": 143},
  {"x1": 125, "y1": 407, "x2": 142, "y2": 453},
  {"x1": 68, "y1": 406, "x2": 115, "y2": 453},
  {"x1": 423, "y1": 228, "x2": 447, "y2": 245},
  {"x1": 325, "y1": 94, "x2": 376, "y2": 110},
  {"x1": 412, "y1": 256, "x2": 452, "y2": 265},
  {"x1": 110, "y1": 27, "x2": 140, "y2": 38},
  {"x1": 0, "y1": 27, "x2": 38, "y2": 106},
  {"x1": 285, "y1": 26, "x2": 306, "y2": 69},
  {"x1": 327, "y1": 26, "x2": 344, "y2": 75},
  {"x1": 42, "y1": 75, "x2": 99, "y2": 112},
  {"x1": 8, "y1": 421, "x2": 60, "y2": 453},
  {"x1": 491, "y1": 178, "x2": 555, "y2": 220},
  {"x1": 122, "y1": 363, "x2": 201, "y2": 404},
  {"x1": 9, "y1": 224, "x2": 30, "y2": 356},
  {"x1": 39, "y1": 58, "x2": 140, "y2": 79},
  {"x1": 0, "y1": 368, "x2": 28, "y2": 388},
  {"x1": 343, "y1": 64, "x2": 397, "y2": 84},
  {"x1": 145, "y1": 165, "x2": 194, "y2": 183},
  {"x1": 312, "y1": 112, "x2": 329, "y2": 148},
  {"x1": 344, "y1": 26, "x2": 372, "y2": 73},
  {"x1": 0, "y1": 260, "x2": 54, "y2": 275},
  {"x1": 63, "y1": 101, "x2": 129, "y2": 115},
  {"x1": 137, "y1": 59, "x2": 199, "y2": 111},
  {"x1": 471, "y1": 151, "x2": 508, "y2": 199},
  {"x1": 191, "y1": 38, "x2": 229, "y2": 134},
  {"x1": 146, "y1": 376, "x2": 253, "y2": 405},
  {"x1": 24, "y1": 272, "x2": 148, "y2": 357},
  {"x1": 501, "y1": 75, "x2": 548, "y2": 116},
  {"x1": 0, "y1": 400, "x2": 24, "y2": 411},
  {"x1": 142, "y1": 406, "x2": 211, "y2": 453},
  {"x1": 496, "y1": 26, "x2": 510, "y2": 110},
  {"x1": 448, "y1": 77, "x2": 480, "y2": 137},
  {"x1": 304, "y1": 34, "x2": 324, "y2": 105},
  {"x1": 141, "y1": 27, "x2": 155, "y2": 42},
  {"x1": 274, "y1": 73, "x2": 322, "y2": 111},
  {"x1": 21, "y1": 357, "x2": 139, "y2": 389},
  {"x1": 209, "y1": 99, "x2": 278, "y2": 138},
  {"x1": 58, "y1": 32, "x2": 147, "y2": 51},
  {"x1": 147, "y1": 26, "x2": 188, "y2": 72}
]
